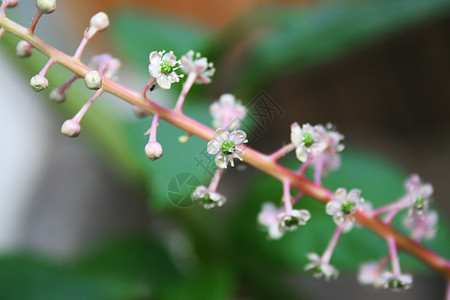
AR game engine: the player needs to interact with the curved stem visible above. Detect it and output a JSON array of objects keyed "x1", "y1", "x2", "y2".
[{"x1": 0, "y1": 15, "x2": 449, "y2": 279}]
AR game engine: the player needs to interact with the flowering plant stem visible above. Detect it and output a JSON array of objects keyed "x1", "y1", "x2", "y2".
[{"x1": 0, "y1": 15, "x2": 448, "y2": 279}]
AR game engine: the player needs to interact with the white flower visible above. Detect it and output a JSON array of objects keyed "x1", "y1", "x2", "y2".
[
  {"x1": 278, "y1": 209, "x2": 311, "y2": 231},
  {"x1": 311, "y1": 123, "x2": 345, "y2": 173},
  {"x1": 326, "y1": 188, "x2": 364, "y2": 228},
  {"x1": 210, "y1": 94, "x2": 247, "y2": 130},
  {"x1": 207, "y1": 128, "x2": 247, "y2": 169},
  {"x1": 404, "y1": 174, "x2": 433, "y2": 216},
  {"x1": 358, "y1": 262, "x2": 382, "y2": 285},
  {"x1": 91, "y1": 54, "x2": 121, "y2": 80},
  {"x1": 304, "y1": 253, "x2": 339, "y2": 280},
  {"x1": 257, "y1": 203, "x2": 284, "y2": 239},
  {"x1": 148, "y1": 50, "x2": 182, "y2": 89},
  {"x1": 290, "y1": 123, "x2": 327, "y2": 163},
  {"x1": 403, "y1": 210, "x2": 438, "y2": 241},
  {"x1": 180, "y1": 50, "x2": 215, "y2": 84},
  {"x1": 192, "y1": 185, "x2": 226, "y2": 209},
  {"x1": 375, "y1": 271, "x2": 413, "y2": 291}
]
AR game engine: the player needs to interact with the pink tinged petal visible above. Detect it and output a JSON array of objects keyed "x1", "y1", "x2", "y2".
[
  {"x1": 307, "y1": 253, "x2": 321, "y2": 262},
  {"x1": 149, "y1": 51, "x2": 161, "y2": 65},
  {"x1": 149, "y1": 64, "x2": 161, "y2": 78},
  {"x1": 347, "y1": 189, "x2": 361, "y2": 204},
  {"x1": 334, "y1": 188, "x2": 347, "y2": 203},
  {"x1": 268, "y1": 224, "x2": 284, "y2": 239},
  {"x1": 295, "y1": 146, "x2": 308, "y2": 163},
  {"x1": 419, "y1": 183, "x2": 433, "y2": 198},
  {"x1": 215, "y1": 128, "x2": 229, "y2": 141},
  {"x1": 290, "y1": 122, "x2": 302, "y2": 145},
  {"x1": 194, "y1": 57, "x2": 208, "y2": 72},
  {"x1": 326, "y1": 201, "x2": 341, "y2": 215},
  {"x1": 167, "y1": 72, "x2": 180, "y2": 83},
  {"x1": 196, "y1": 74, "x2": 212, "y2": 84},
  {"x1": 333, "y1": 213, "x2": 345, "y2": 225},
  {"x1": 342, "y1": 219, "x2": 354, "y2": 232},
  {"x1": 229, "y1": 130, "x2": 247, "y2": 144},
  {"x1": 162, "y1": 52, "x2": 177, "y2": 64},
  {"x1": 215, "y1": 153, "x2": 227, "y2": 169},
  {"x1": 219, "y1": 93, "x2": 236, "y2": 106},
  {"x1": 157, "y1": 75, "x2": 171, "y2": 89},
  {"x1": 180, "y1": 56, "x2": 194, "y2": 73},
  {"x1": 207, "y1": 140, "x2": 221, "y2": 154}
]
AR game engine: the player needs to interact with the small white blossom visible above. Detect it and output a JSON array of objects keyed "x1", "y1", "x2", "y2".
[
  {"x1": 145, "y1": 142, "x2": 163, "y2": 161},
  {"x1": 278, "y1": 209, "x2": 311, "y2": 231},
  {"x1": 207, "y1": 128, "x2": 247, "y2": 169},
  {"x1": 375, "y1": 271, "x2": 413, "y2": 291},
  {"x1": 148, "y1": 50, "x2": 182, "y2": 90},
  {"x1": 405, "y1": 174, "x2": 433, "y2": 216},
  {"x1": 311, "y1": 123, "x2": 345, "y2": 173},
  {"x1": 291, "y1": 123, "x2": 327, "y2": 163},
  {"x1": 304, "y1": 253, "x2": 339, "y2": 280},
  {"x1": 16, "y1": 40, "x2": 33, "y2": 58},
  {"x1": 192, "y1": 185, "x2": 226, "y2": 209},
  {"x1": 210, "y1": 94, "x2": 247, "y2": 130},
  {"x1": 30, "y1": 74, "x2": 48, "y2": 92},
  {"x1": 84, "y1": 70, "x2": 102, "y2": 90},
  {"x1": 257, "y1": 203, "x2": 284, "y2": 239},
  {"x1": 180, "y1": 50, "x2": 215, "y2": 84},
  {"x1": 403, "y1": 210, "x2": 438, "y2": 241},
  {"x1": 91, "y1": 54, "x2": 121, "y2": 80},
  {"x1": 326, "y1": 188, "x2": 364, "y2": 228},
  {"x1": 358, "y1": 262, "x2": 382, "y2": 285}
]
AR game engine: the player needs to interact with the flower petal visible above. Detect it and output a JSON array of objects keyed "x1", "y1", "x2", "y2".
[
  {"x1": 229, "y1": 130, "x2": 247, "y2": 144},
  {"x1": 207, "y1": 140, "x2": 221, "y2": 154},
  {"x1": 149, "y1": 51, "x2": 161, "y2": 65},
  {"x1": 295, "y1": 146, "x2": 308, "y2": 163},
  {"x1": 148, "y1": 64, "x2": 161, "y2": 78},
  {"x1": 290, "y1": 122, "x2": 302, "y2": 146},
  {"x1": 157, "y1": 75, "x2": 171, "y2": 89},
  {"x1": 215, "y1": 128, "x2": 229, "y2": 141},
  {"x1": 326, "y1": 201, "x2": 341, "y2": 215},
  {"x1": 334, "y1": 188, "x2": 347, "y2": 203},
  {"x1": 215, "y1": 153, "x2": 227, "y2": 169}
]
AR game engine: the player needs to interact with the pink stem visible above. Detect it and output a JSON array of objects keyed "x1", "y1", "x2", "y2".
[
  {"x1": 383, "y1": 209, "x2": 399, "y2": 225},
  {"x1": 28, "y1": 12, "x2": 43, "y2": 34},
  {"x1": 58, "y1": 75, "x2": 79, "y2": 94},
  {"x1": 1, "y1": 15, "x2": 449, "y2": 279},
  {"x1": 174, "y1": 71, "x2": 197, "y2": 113},
  {"x1": 269, "y1": 143, "x2": 295, "y2": 161},
  {"x1": 292, "y1": 192, "x2": 304, "y2": 205},
  {"x1": 73, "y1": 37, "x2": 89, "y2": 60},
  {"x1": 387, "y1": 236, "x2": 401, "y2": 277},
  {"x1": 38, "y1": 57, "x2": 55, "y2": 76},
  {"x1": 208, "y1": 168, "x2": 223, "y2": 192},
  {"x1": 313, "y1": 155, "x2": 325, "y2": 186},
  {"x1": 140, "y1": 77, "x2": 156, "y2": 97},
  {"x1": 297, "y1": 157, "x2": 312, "y2": 175},
  {"x1": 372, "y1": 198, "x2": 410, "y2": 216},
  {"x1": 148, "y1": 113, "x2": 159, "y2": 143},
  {"x1": 72, "y1": 89, "x2": 104, "y2": 123},
  {"x1": 283, "y1": 179, "x2": 292, "y2": 211},
  {"x1": 322, "y1": 220, "x2": 347, "y2": 263}
]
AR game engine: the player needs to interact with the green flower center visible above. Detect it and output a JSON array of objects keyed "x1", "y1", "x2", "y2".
[
  {"x1": 284, "y1": 217, "x2": 299, "y2": 227},
  {"x1": 414, "y1": 198, "x2": 425, "y2": 210},
  {"x1": 161, "y1": 60, "x2": 173, "y2": 74},
  {"x1": 388, "y1": 278, "x2": 403, "y2": 289},
  {"x1": 302, "y1": 133, "x2": 314, "y2": 147},
  {"x1": 341, "y1": 201, "x2": 355, "y2": 215},
  {"x1": 201, "y1": 194, "x2": 214, "y2": 204},
  {"x1": 221, "y1": 140, "x2": 236, "y2": 155},
  {"x1": 313, "y1": 265, "x2": 322, "y2": 274}
]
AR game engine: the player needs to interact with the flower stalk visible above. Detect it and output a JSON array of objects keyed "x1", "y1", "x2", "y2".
[{"x1": 0, "y1": 14, "x2": 449, "y2": 279}]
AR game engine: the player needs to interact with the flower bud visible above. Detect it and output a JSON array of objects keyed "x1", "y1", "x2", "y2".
[
  {"x1": 61, "y1": 119, "x2": 81, "y2": 137},
  {"x1": 6, "y1": 0, "x2": 19, "y2": 8},
  {"x1": 84, "y1": 71, "x2": 102, "y2": 90},
  {"x1": 49, "y1": 88, "x2": 66, "y2": 103},
  {"x1": 36, "y1": 0, "x2": 56, "y2": 14},
  {"x1": 84, "y1": 12, "x2": 109, "y2": 38},
  {"x1": 145, "y1": 142, "x2": 163, "y2": 161},
  {"x1": 30, "y1": 74, "x2": 48, "y2": 92},
  {"x1": 178, "y1": 135, "x2": 189, "y2": 144},
  {"x1": 16, "y1": 40, "x2": 33, "y2": 58}
]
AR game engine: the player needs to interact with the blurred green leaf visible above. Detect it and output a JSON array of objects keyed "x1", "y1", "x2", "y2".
[
  {"x1": 232, "y1": 149, "x2": 450, "y2": 274},
  {"x1": 110, "y1": 10, "x2": 212, "y2": 69},
  {"x1": 0, "y1": 255, "x2": 143, "y2": 300},
  {"x1": 214, "y1": 0, "x2": 450, "y2": 94}
]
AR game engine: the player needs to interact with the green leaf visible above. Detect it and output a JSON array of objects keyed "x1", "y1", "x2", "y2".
[
  {"x1": 213, "y1": 0, "x2": 450, "y2": 93},
  {"x1": 231, "y1": 149, "x2": 450, "y2": 274}
]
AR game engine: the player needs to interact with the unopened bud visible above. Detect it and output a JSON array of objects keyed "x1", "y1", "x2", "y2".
[
  {"x1": 30, "y1": 74, "x2": 48, "y2": 92},
  {"x1": 84, "y1": 71, "x2": 102, "y2": 90},
  {"x1": 85, "y1": 12, "x2": 109, "y2": 38},
  {"x1": 61, "y1": 119, "x2": 81, "y2": 137},
  {"x1": 6, "y1": 0, "x2": 19, "y2": 8},
  {"x1": 16, "y1": 40, "x2": 33, "y2": 58},
  {"x1": 49, "y1": 88, "x2": 66, "y2": 103},
  {"x1": 145, "y1": 142, "x2": 163, "y2": 161},
  {"x1": 36, "y1": 0, "x2": 56, "y2": 14},
  {"x1": 178, "y1": 135, "x2": 189, "y2": 144}
]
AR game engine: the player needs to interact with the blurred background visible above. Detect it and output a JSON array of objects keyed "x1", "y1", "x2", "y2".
[{"x1": 0, "y1": 0, "x2": 449, "y2": 299}]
